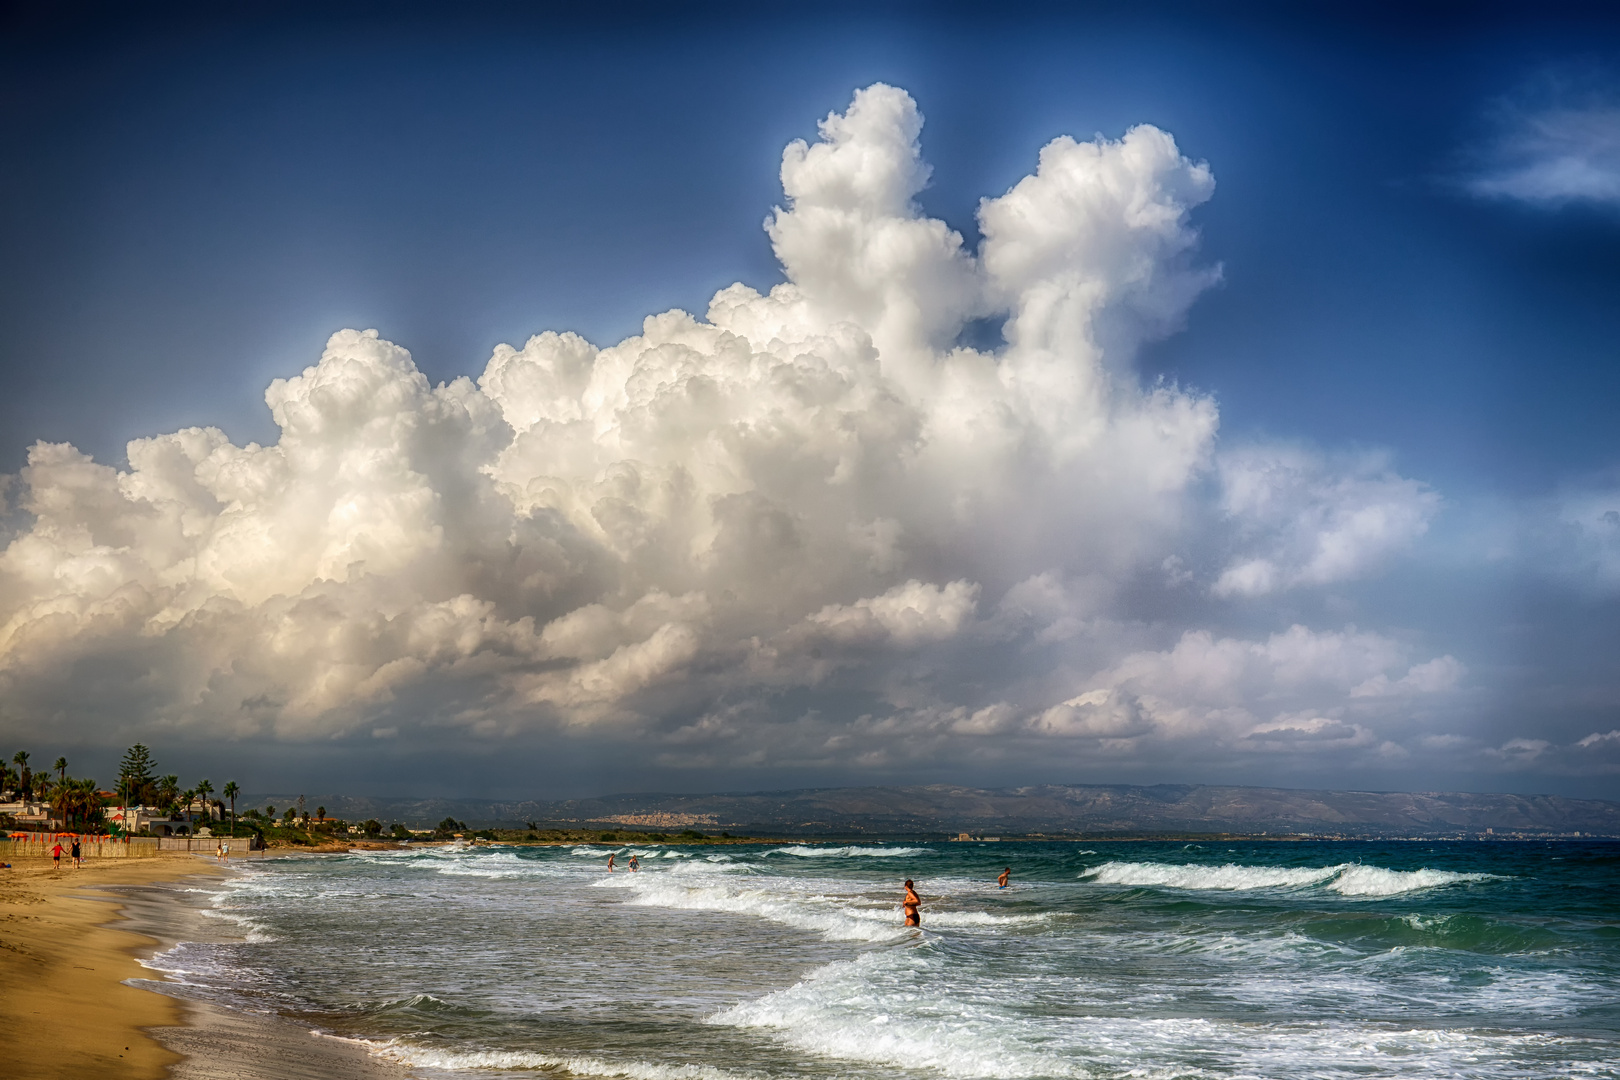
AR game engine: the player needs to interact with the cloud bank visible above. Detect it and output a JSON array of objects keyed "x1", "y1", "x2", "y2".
[{"x1": 0, "y1": 85, "x2": 1452, "y2": 779}]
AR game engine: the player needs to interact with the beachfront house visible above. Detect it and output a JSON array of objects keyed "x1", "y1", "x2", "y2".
[
  {"x1": 137, "y1": 797, "x2": 218, "y2": 836},
  {"x1": 107, "y1": 805, "x2": 162, "y2": 835},
  {"x1": 0, "y1": 799, "x2": 51, "y2": 826}
]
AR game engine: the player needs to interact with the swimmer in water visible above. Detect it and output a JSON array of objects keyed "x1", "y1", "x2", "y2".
[
  {"x1": 607, "y1": 852, "x2": 615, "y2": 872},
  {"x1": 903, "y1": 879, "x2": 921, "y2": 927},
  {"x1": 998, "y1": 867, "x2": 1010, "y2": 889},
  {"x1": 629, "y1": 854, "x2": 639, "y2": 872}
]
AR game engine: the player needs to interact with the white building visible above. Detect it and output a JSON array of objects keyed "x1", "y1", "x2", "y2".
[{"x1": 0, "y1": 800, "x2": 50, "y2": 826}]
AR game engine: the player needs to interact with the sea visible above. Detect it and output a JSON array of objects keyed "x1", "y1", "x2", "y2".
[{"x1": 140, "y1": 839, "x2": 1620, "y2": 1080}]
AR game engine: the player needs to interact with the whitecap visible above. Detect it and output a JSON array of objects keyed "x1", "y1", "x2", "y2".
[
  {"x1": 764, "y1": 845, "x2": 930, "y2": 858},
  {"x1": 1082, "y1": 861, "x2": 1338, "y2": 890},
  {"x1": 1080, "y1": 860, "x2": 1503, "y2": 897},
  {"x1": 1328, "y1": 865, "x2": 1500, "y2": 897}
]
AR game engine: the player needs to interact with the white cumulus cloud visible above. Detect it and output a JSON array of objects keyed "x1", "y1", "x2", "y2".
[
  {"x1": 1033, "y1": 625, "x2": 1461, "y2": 760},
  {"x1": 0, "y1": 84, "x2": 1444, "y2": 774},
  {"x1": 1212, "y1": 445, "x2": 1439, "y2": 598}
]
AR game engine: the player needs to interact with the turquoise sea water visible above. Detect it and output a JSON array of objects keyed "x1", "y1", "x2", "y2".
[{"x1": 147, "y1": 840, "x2": 1620, "y2": 1079}]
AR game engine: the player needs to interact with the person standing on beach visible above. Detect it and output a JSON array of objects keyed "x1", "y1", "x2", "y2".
[
  {"x1": 903, "y1": 879, "x2": 921, "y2": 927},
  {"x1": 51, "y1": 841, "x2": 63, "y2": 868},
  {"x1": 71, "y1": 838, "x2": 82, "y2": 868},
  {"x1": 998, "y1": 867, "x2": 1010, "y2": 889}
]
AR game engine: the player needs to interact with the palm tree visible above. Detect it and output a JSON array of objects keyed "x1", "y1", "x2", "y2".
[
  {"x1": 56, "y1": 777, "x2": 98, "y2": 830},
  {"x1": 194, "y1": 780, "x2": 214, "y2": 823},
  {"x1": 52, "y1": 775, "x2": 73, "y2": 827},
  {"x1": 12, "y1": 751, "x2": 31, "y2": 800},
  {"x1": 54, "y1": 757, "x2": 66, "y2": 785},
  {"x1": 157, "y1": 775, "x2": 179, "y2": 814},
  {"x1": 80, "y1": 778, "x2": 104, "y2": 832},
  {"x1": 223, "y1": 782, "x2": 240, "y2": 835}
]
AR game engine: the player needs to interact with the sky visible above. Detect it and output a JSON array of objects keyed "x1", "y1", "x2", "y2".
[{"x1": 2, "y1": 2, "x2": 1619, "y2": 801}]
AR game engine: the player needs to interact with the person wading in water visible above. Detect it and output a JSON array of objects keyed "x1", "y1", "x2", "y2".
[{"x1": 903, "y1": 880, "x2": 922, "y2": 927}]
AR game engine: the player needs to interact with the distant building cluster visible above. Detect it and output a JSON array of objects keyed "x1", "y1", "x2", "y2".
[{"x1": 600, "y1": 812, "x2": 719, "y2": 828}]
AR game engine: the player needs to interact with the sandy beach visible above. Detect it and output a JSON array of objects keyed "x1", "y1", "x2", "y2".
[{"x1": 0, "y1": 851, "x2": 410, "y2": 1080}]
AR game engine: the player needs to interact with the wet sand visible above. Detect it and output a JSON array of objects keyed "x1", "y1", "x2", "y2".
[
  {"x1": 0, "y1": 852, "x2": 411, "y2": 1080},
  {"x1": 157, "y1": 998, "x2": 410, "y2": 1080},
  {"x1": 0, "y1": 854, "x2": 208, "y2": 1078}
]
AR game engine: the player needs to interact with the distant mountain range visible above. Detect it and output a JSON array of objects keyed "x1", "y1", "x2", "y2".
[{"x1": 246, "y1": 783, "x2": 1620, "y2": 838}]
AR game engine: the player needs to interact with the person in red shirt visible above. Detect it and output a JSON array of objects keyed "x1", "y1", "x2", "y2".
[{"x1": 50, "y1": 842, "x2": 64, "y2": 867}]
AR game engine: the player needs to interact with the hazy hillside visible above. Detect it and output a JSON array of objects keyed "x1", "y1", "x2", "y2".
[{"x1": 247, "y1": 783, "x2": 1620, "y2": 837}]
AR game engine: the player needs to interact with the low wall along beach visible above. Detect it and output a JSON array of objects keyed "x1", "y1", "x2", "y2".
[{"x1": 3, "y1": 834, "x2": 159, "y2": 859}]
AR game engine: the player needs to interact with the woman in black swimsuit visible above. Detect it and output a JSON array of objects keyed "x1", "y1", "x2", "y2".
[{"x1": 903, "y1": 879, "x2": 921, "y2": 927}]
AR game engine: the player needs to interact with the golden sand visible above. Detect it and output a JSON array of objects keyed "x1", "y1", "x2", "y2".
[{"x1": 0, "y1": 853, "x2": 225, "y2": 1079}]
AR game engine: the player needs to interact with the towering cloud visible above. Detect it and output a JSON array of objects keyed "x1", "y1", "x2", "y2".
[{"x1": 0, "y1": 85, "x2": 1450, "y2": 774}]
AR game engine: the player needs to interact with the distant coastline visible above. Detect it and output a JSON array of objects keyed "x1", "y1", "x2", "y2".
[{"x1": 240, "y1": 781, "x2": 1620, "y2": 841}]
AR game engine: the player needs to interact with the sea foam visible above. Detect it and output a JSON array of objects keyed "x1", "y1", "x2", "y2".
[
  {"x1": 599, "y1": 865, "x2": 1041, "y2": 941},
  {"x1": 596, "y1": 871, "x2": 902, "y2": 942},
  {"x1": 361, "y1": 1039, "x2": 760, "y2": 1080},
  {"x1": 714, "y1": 949, "x2": 1580, "y2": 1080},
  {"x1": 712, "y1": 951, "x2": 1083, "y2": 1079}
]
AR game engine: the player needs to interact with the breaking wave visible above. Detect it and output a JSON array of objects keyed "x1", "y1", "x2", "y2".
[
  {"x1": 1081, "y1": 860, "x2": 1501, "y2": 896},
  {"x1": 764, "y1": 845, "x2": 930, "y2": 858}
]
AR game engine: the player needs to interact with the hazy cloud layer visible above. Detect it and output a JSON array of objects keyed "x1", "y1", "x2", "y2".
[
  {"x1": 1466, "y1": 79, "x2": 1620, "y2": 206},
  {"x1": 1, "y1": 85, "x2": 1465, "y2": 779}
]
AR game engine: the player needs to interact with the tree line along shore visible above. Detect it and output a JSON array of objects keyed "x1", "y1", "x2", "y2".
[
  {"x1": 1, "y1": 742, "x2": 790, "y2": 851},
  {"x1": 2, "y1": 743, "x2": 258, "y2": 842}
]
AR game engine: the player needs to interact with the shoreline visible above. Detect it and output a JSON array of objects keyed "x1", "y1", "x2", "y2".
[
  {"x1": 0, "y1": 854, "x2": 213, "y2": 1078},
  {"x1": 0, "y1": 853, "x2": 411, "y2": 1080}
]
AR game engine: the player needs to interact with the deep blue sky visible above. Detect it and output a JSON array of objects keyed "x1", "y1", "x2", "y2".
[
  {"x1": 3, "y1": 2, "x2": 1619, "y2": 799},
  {"x1": 5, "y1": 3, "x2": 1617, "y2": 493}
]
